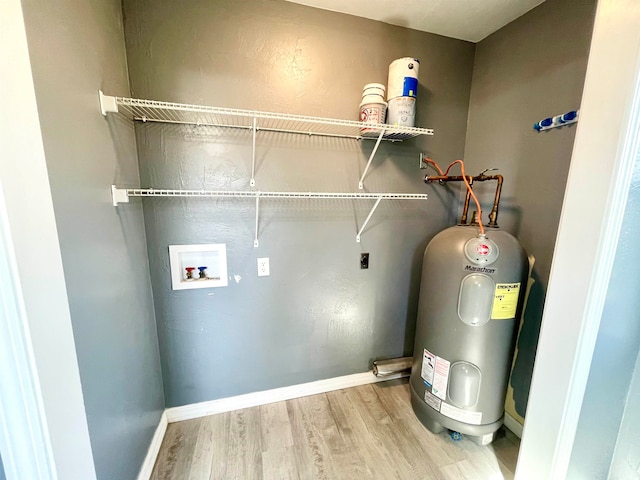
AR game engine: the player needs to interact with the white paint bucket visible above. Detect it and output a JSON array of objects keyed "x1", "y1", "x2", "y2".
[
  {"x1": 360, "y1": 101, "x2": 387, "y2": 137},
  {"x1": 387, "y1": 96, "x2": 416, "y2": 128},
  {"x1": 387, "y1": 57, "x2": 420, "y2": 100},
  {"x1": 359, "y1": 83, "x2": 387, "y2": 137}
]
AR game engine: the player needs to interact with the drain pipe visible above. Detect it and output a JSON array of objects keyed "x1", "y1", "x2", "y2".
[{"x1": 372, "y1": 357, "x2": 413, "y2": 377}]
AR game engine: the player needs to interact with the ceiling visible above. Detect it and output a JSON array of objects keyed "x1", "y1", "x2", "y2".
[{"x1": 284, "y1": 0, "x2": 546, "y2": 43}]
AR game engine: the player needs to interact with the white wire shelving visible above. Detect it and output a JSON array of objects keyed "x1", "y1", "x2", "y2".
[
  {"x1": 99, "y1": 91, "x2": 434, "y2": 189},
  {"x1": 111, "y1": 186, "x2": 428, "y2": 246},
  {"x1": 102, "y1": 91, "x2": 432, "y2": 246}
]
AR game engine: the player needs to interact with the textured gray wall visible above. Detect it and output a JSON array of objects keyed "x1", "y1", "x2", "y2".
[
  {"x1": 21, "y1": 1, "x2": 164, "y2": 479},
  {"x1": 464, "y1": 0, "x2": 596, "y2": 418},
  {"x1": 568, "y1": 156, "x2": 640, "y2": 479},
  {"x1": 123, "y1": 0, "x2": 476, "y2": 406}
]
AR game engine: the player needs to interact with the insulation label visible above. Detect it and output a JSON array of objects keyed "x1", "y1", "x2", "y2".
[
  {"x1": 440, "y1": 402, "x2": 483, "y2": 425},
  {"x1": 491, "y1": 282, "x2": 521, "y2": 319},
  {"x1": 421, "y1": 349, "x2": 435, "y2": 386},
  {"x1": 432, "y1": 356, "x2": 450, "y2": 400},
  {"x1": 424, "y1": 390, "x2": 441, "y2": 411}
]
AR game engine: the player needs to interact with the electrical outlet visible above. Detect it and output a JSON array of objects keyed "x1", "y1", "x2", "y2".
[
  {"x1": 257, "y1": 257, "x2": 270, "y2": 277},
  {"x1": 360, "y1": 253, "x2": 369, "y2": 269}
]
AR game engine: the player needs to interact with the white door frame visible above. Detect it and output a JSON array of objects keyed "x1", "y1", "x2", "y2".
[
  {"x1": 516, "y1": 0, "x2": 640, "y2": 478},
  {"x1": 0, "y1": 188, "x2": 56, "y2": 480},
  {"x1": 0, "y1": 0, "x2": 97, "y2": 478}
]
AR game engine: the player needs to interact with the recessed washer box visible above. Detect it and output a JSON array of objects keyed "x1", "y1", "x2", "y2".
[{"x1": 169, "y1": 244, "x2": 228, "y2": 290}]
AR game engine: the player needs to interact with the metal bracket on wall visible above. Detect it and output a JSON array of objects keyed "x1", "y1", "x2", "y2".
[
  {"x1": 111, "y1": 185, "x2": 129, "y2": 206},
  {"x1": 250, "y1": 117, "x2": 257, "y2": 187},
  {"x1": 99, "y1": 90, "x2": 118, "y2": 115},
  {"x1": 358, "y1": 129, "x2": 386, "y2": 190},
  {"x1": 110, "y1": 186, "x2": 428, "y2": 246},
  {"x1": 254, "y1": 196, "x2": 260, "y2": 247},
  {"x1": 356, "y1": 197, "x2": 383, "y2": 243},
  {"x1": 419, "y1": 152, "x2": 430, "y2": 169}
]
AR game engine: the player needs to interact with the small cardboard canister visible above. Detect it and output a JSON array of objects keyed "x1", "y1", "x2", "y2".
[
  {"x1": 387, "y1": 96, "x2": 416, "y2": 128},
  {"x1": 387, "y1": 57, "x2": 420, "y2": 100}
]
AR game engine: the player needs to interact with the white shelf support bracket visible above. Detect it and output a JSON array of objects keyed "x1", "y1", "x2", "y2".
[
  {"x1": 419, "y1": 152, "x2": 429, "y2": 169},
  {"x1": 254, "y1": 196, "x2": 260, "y2": 247},
  {"x1": 358, "y1": 128, "x2": 386, "y2": 189},
  {"x1": 111, "y1": 185, "x2": 129, "y2": 206},
  {"x1": 250, "y1": 116, "x2": 257, "y2": 187},
  {"x1": 356, "y1": 196, "x2": 383, "y2": 243},
  {"x1": 99, "y1": 91, "x2": 118, "y2": 116}
]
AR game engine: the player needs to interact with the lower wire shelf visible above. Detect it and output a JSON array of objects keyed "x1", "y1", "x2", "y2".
[{"x1": 111, "y1": 186, "x2": 428, "y2": 246}]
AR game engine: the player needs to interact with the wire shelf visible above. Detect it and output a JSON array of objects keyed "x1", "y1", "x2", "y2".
[
  {"x1": 111, "y1": 186, "x2": 428, "y2": 246},
  {"x1": 100, "y1": 93, "x2": 434, "y2": 141},
  {"x1": 100, "y1": 88, "x2": 434, "y2": 245},
  {"x1": 119, "y1": 188, "x2": 429, "y2": 201}
]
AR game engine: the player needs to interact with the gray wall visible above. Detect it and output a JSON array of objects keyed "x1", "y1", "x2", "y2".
[
  {"x1": 464, "y1": 0, "x2": 596, "y2": 418},
  {"x1": 0, "y1": 453, "x2": 4, "y2": 480},
  {"x1": 122, "y1": 0, "x2": 476, "y2": 406},
  {"x1": 568, "y1": 154, "x2": 640, "y2": 479},
  {"x1": 21, "y1": 1, "x2": 164, "y2": 479}
]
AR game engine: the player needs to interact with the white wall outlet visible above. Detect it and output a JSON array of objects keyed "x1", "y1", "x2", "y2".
[{"x1": 257, "y1": 257, "x2": 270, "y2": 277}]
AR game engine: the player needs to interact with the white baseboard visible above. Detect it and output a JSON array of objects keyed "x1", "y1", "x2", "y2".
[
  {"x1": 165, "y1": 371, "x2": 408, "y2": 423},
  {"x1": 504, "y1": 412, "x2": 523, "y2": 438},
  {"x1": 137, "y1": 410, "x2": 168, "y2": 480}
]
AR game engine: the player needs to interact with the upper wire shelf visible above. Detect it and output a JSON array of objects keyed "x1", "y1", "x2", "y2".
[{"x1": 99, "y1": 91, "x2": 434, "y2": 141}]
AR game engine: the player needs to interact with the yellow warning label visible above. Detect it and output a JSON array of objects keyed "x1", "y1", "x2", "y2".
[{"x1": 491, "y1": 283, "x2": 521, "y2": 320}]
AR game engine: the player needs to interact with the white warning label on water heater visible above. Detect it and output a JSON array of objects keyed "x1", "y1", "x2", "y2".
[
  {"x1": 491, "y1": 282, "x2": 521, "y2": 320},
  {"x1": 424, "y1": 390, "x2": 441, "y2": 411},
  {"x1": 440, "y1": 402, "x2": 483, "y2": 425},
  {"x1": 421, "y1": 349, "x2": 435, "y2": 386},
  {"x1": 432, "y1": 356, "x2": 450, "y2": 401}
]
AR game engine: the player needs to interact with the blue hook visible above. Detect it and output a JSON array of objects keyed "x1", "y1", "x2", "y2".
[{"x1": 533, "y1": 117, "x2": 553, "y2": 131}]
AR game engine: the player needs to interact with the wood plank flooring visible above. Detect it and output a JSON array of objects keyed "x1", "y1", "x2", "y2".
[{"x1": 151, "y1": 379, "x2": 520, "y2": 480}]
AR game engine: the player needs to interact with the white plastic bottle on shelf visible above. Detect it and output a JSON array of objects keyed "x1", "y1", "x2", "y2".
[{"x1": 386, "y1": 57, "x2": 420, "y2": 128}]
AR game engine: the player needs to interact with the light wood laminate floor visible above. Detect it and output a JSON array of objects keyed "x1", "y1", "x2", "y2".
[{"x1": 151, "y1": 379, "x2": 520, "y2": 480}]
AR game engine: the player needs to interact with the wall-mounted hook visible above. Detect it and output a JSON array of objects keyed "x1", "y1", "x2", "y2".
[{"x1": 534, "y1": 110, "x2": 579, "y2": 132}]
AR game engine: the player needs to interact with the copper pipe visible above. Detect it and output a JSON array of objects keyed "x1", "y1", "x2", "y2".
[
  {"x1": 483, "y1": 174, "x2": 503, "y2": 227},
  {"x1": 425, "y1": 175, "x2": 474, "y2": 183},
  {"x1": 424, "y1": 173, "x2": 503, "y2": 227},
  {"x1": 460, "y1": 189, "x2": 472, "y2": 224}
]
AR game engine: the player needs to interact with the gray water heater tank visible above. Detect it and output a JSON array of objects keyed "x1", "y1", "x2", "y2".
[{"x1": 410, "y1": 225, "x2": 527, "y2": 445}]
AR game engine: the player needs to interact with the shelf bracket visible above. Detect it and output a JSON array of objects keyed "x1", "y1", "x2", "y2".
[
  {"x1": 358, "y1": 128, "x2": 386, "y2": 190},
  {"x1": 419, "y1": 152, "x2": 430, "y2": 169},
  {"x1": 254, "y1": 196, "x2": 260, "y2": 247},
  {"x1": 111, "y1": 185, "x2": 129, "y2": 206},
  {"x1": 356, "y1": 196, "x2": 383, "y2": 243},
  {"x1": 99, "y1": 91, "x2": 118, "y2": 116},
  {"x1": 250, "y1": 117, "x2": 257, "y2": 187}
]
